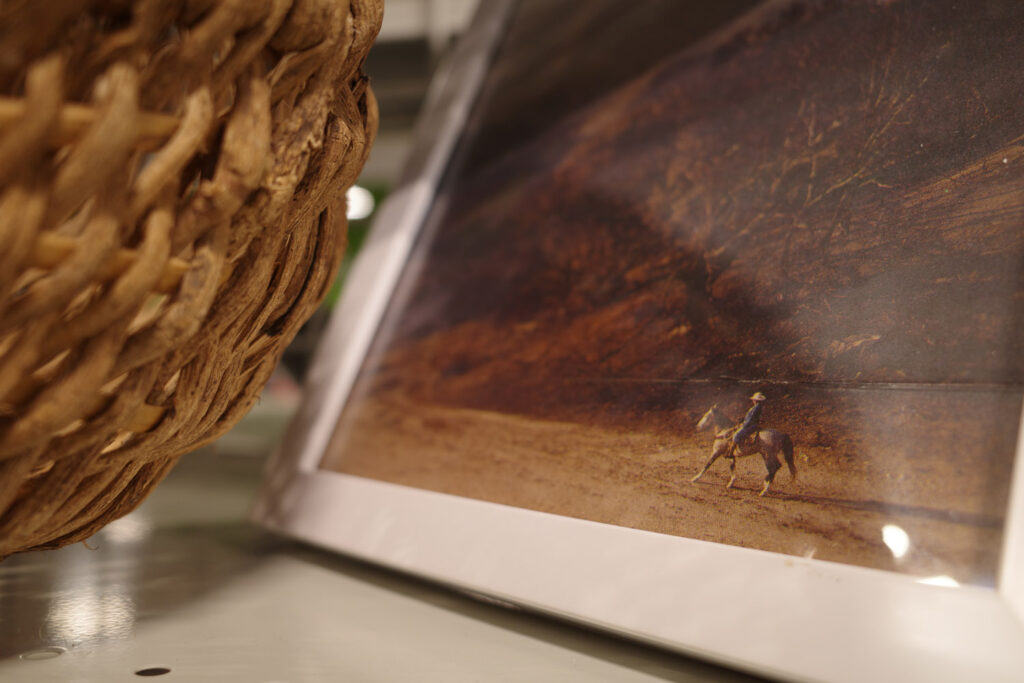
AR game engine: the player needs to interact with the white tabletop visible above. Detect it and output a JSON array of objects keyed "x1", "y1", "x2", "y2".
[{"x1": 0, "y1": 451, "x2": 763, "y2": 682}]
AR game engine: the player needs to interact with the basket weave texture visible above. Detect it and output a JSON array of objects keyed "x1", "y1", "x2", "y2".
[{"x1": 0, "y1": 0, "x2": 382, "y2": 557}]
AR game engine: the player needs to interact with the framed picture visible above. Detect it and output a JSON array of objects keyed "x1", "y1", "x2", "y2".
[{"x1": 253, "y1": 0, "x2": 1024, "y2": 679}]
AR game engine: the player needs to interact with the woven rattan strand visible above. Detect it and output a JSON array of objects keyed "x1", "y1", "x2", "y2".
[{"x1": 0, "y1": 0, "x2": 382, "y2": 557}]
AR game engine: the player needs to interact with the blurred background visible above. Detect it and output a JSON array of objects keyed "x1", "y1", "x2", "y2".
[{"x1": 213, "y1": 0, "x2": 480, "y2": 458}]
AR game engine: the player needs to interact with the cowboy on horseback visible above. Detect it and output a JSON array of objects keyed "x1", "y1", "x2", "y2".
[
  {"x1": 729, "y1": 392, "x2": 766, "y2": 457},
  {"x1": 693, "y1": 394, "x2": 795, "y2": 495}
]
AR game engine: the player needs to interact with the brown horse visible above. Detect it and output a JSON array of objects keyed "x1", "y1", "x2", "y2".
[{"x1": 691, "y1": 404, "x2": 797, "y2": 496}]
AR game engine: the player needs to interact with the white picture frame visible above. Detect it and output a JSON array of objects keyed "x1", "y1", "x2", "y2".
[{"x1": 253, "y1": 2, "x2": 1024, "y2": 680}]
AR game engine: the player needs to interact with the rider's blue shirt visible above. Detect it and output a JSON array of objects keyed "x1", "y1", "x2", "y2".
[
  {"x1": 733, "y1": 403, "x2": 763, "y2": 444},
  {"x1": 741, "y1": 403, "x2": 762, "y2": 430}
]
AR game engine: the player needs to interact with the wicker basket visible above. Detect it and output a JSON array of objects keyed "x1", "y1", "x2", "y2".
[{"x1": 0, "y1": 0, "x2": 382, "y2": 557}]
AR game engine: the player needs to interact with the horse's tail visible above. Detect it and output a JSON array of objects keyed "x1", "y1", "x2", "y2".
[{"x1": 782, "y1": 434, "x2": 797, "y2": 481}]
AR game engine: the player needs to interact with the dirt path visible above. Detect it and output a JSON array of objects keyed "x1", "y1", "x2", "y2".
[{"x1": 322, "y1": 395, "x2": 1004, "y2": 585}]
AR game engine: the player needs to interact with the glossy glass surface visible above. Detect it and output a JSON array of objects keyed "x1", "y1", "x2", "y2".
[{"x1": 321, "y1": 0, "x2": 1024, "y2": 585}]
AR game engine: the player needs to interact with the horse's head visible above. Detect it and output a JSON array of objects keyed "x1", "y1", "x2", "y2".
[{"x1": 696, "y1": 404, "x2": 718, "y2": 432}]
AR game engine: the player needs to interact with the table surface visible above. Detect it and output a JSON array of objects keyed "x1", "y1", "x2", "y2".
[{"x1": 0, "y1": 450, "x2": 765, "y2": 683}]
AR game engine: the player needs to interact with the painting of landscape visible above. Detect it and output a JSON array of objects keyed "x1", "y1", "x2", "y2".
[{"x1": 321, "y1": 0, "x2": 1024, "y2": 585}]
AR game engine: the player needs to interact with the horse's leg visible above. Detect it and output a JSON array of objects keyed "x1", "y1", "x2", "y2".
[
  {"x1": 782, "y1": 434, "x2": 797, "y2": 481},
  {"x1": 691, "y1": 440, "x2": 727, "y2": 482},
  {"x1": 726, "y1": 456, "x2": 737, "y2": 488},
  {"x1": 759, "y1": 450, "x2": 782, "y2": 497}
]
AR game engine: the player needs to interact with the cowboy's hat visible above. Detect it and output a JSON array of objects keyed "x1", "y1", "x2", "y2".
[{"x1": 750, "y1": 392, "x2": 766, "y2": 402}]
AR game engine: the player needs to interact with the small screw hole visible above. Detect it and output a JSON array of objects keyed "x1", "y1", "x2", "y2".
[
  {"x1": 20, "y1": 647, "x2": 65, "y2": 660},
  {"x1": 134, "y1": 667, "x2": 171, "y2": 676}
]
